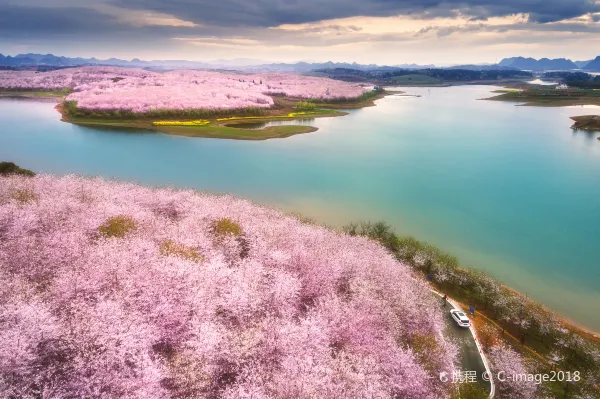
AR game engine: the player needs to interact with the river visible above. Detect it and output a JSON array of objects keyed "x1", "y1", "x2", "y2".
[{"x1": 1, "y1": 85, "x2": 599, "y2": 331}]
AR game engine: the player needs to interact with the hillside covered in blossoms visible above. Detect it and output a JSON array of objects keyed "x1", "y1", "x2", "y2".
[
  {"x1": 0, "y1": 67, "x2": 369, "y2": 113},
  {"x1": 0, "y1": 174, "x2": 458, "y2": 398}
]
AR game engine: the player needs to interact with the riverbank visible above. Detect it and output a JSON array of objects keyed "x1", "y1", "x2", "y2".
[
  {"x1": 57, "y1": 90, "x2": 389, "y2": 140},
  {"x1": 58, "y1": 104, "x2": 342, "y2": 140},
  {"x1": 483, "y1": 84, "x2": 600, "y2": 106},
  {"x1": 0, "y1": 92, "x2": 63, "y2": 102},
  {"x1": 570, "y1": 115, "x2": 600, "y2": 131},
  {"x1": 344, "y1": 221, "x2": 600, "y2": 398},
  {"x1": 0, "y1": 88, "x2": 70, "y2": 101}
]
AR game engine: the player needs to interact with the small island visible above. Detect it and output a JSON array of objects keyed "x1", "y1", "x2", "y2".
[
  {"x1": 57, "y1": 94, "x2": 387, "y2": 140},
  {"x1": 1, "y1": 67, "x2": 388, "y2": 140}
]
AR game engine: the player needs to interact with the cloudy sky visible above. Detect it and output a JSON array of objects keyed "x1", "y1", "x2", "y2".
[{"x1": 2, "y1": 0, "x2": 600, "y2": 64}]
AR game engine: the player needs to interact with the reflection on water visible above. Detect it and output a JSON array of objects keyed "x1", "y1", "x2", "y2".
[{"x1": 224, "y1": 118, "x2": 316, "y2": 130}]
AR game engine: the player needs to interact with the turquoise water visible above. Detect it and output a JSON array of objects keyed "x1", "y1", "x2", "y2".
[{"x1": 1, "y1": 87, "x2": 599, "y2": 331}]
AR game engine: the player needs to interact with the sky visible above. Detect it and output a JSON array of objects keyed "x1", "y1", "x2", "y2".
[{"x1": 2, "y1": 0, "x2": 600, "y2": 65}]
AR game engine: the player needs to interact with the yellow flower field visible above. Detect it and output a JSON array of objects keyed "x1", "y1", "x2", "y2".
[{"x1": 152, "y1": 120, "x2": 210, "y2": 126}]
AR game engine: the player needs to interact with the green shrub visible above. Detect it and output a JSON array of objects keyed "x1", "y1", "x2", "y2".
[
  {"x1": 211, "y1": 218, "x2": 243, "y2": 239},
  {"x1": 98, "y1": 216, "x2": 136, "y2": 238},
  {"x1": 0, "y1": 162, "x2": 35, "y2": 177},
  {"x1": 295, "y1": 101, "x2": 316, "y2": 111},
  {"x1": 160, "y1": 240, "x2": 205, "y2": 263}
]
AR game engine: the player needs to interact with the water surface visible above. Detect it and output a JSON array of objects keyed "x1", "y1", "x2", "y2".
[{"x1": 1, "y1": 87, "x2": 599, "y2": 331}]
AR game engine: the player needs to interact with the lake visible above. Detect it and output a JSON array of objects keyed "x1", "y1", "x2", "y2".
[{"x1": 1, "y1": 86, "x2": 599, "y2": 331}]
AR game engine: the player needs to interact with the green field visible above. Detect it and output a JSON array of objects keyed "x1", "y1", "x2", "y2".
[{"x1": 389, "y1": 74, "x2": 443, "y2": 85}]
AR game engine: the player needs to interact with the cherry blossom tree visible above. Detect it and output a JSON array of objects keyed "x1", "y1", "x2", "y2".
[
  {"x1": 0, "y1": 67, "x2": 369, "y2": 113},
  {"x1": 0, "y1": 174, "x2": 455, "y2": 398}
]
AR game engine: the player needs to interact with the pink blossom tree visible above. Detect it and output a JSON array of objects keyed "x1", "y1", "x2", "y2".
[{"x1": 0, "y1": 174, "x2": 455, "y2": 398}]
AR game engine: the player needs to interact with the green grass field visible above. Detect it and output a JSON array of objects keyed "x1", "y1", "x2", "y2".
[{"x1": 389, "y1": 74, "x2": 443, "y2": 85}]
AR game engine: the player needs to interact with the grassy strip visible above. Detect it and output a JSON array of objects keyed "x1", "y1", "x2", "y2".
[
  {"x1": 344, "y1": 221, "x2": 600, "y2": 398},
  {"x1": 0, "y1": 88, "x2": 72, "y2": 98},
  {"x1": 390, "y1": 74, "x2": 443, "y2": 85},
  {"x1": 570, "y1": 115, "x2": 600, "y2": 132},
  {"x1": 485, "y1": 86, "x2": 600, "y2": 107}
]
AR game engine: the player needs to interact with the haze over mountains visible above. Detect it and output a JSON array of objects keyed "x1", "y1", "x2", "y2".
[
  {"x1": 1, "y1": 52, "x2": 600, "y2": 72},
  {"x1": 0, "y1": 52, "x2": 435, "y2": 72}
]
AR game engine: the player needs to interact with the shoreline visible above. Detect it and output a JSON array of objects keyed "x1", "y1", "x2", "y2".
[
  {"x1": 0, "y1": 93, "x2": 62, "y2": 102},
  {"x1": 54, "y1": 90, "x2": 389, "y2": 140},
  {"x1": 570, "y1": 115, "x2": 600, "y2": 132},
  {"x1": 482, "y1": 83, "x2": 600, "y2": 107},
  {"x1": 499, "y1": 282, "x2": 600, "y2": 340}
]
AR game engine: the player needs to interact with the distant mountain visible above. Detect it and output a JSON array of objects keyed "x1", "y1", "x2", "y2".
[
  {"x1": 393, "y1": 63, "x2": 435, "y2": 69},
  {"x1": 583, "y1": 56, "x2": 600, "y2": 72},
  {"x1": 0, "y1": 53, "x2": 216, "y2": 69},
  {"x1": 0, "y1": 53, "x2": 435, "y2": 73},
  {"x1": 498, "y1": 57, "x2": 579, "y2": 71},
  {"x1": 575, "y1": 60, "x2": 592, "y2": 69}
]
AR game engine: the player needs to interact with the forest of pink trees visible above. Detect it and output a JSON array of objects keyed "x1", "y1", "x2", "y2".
[
  {"x1": 1, "y1": 174, "x2": 458, "y2": 398},
  {"x1": 0, "y1": 67, "x2": 369, "y2": 113}
]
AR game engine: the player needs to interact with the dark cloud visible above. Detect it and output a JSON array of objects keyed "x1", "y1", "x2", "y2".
[
  {"x1": 1, "y1": 0, "x2": 599, "y2": 57},
  {"x1": 114, "y1": 0, "x2": 600, "y2": 26},
  {"x1": 0, "y1": 4, "x2": 123, "y2": 37}
]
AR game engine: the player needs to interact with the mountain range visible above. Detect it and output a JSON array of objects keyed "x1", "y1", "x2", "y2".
[
  {"x1": 0, "y1": 53, "x2": 435, "y2": 72},
  {"x1": 498, "y1": 56, "x2": 600, "y2": 71},
  {"x1": 2, "y1": 52, "x2": 600, "y2": 72}
]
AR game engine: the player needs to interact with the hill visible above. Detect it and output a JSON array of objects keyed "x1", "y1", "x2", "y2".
[
  {"x1": 314, "y1": 67, "x2": 532, "y2": 85},
  {"x1": 0, "y1": 174, "x2": 456, "y2": 398},
  {"x1": 575, "y1": 59, "x2": 592, "y2": 68},
  {"x1": 583, "y1": 56, "x2": 600, "y2": 71},
  {"x1": 0, "y1": 161, "x2": 35, "y2": 176}
]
